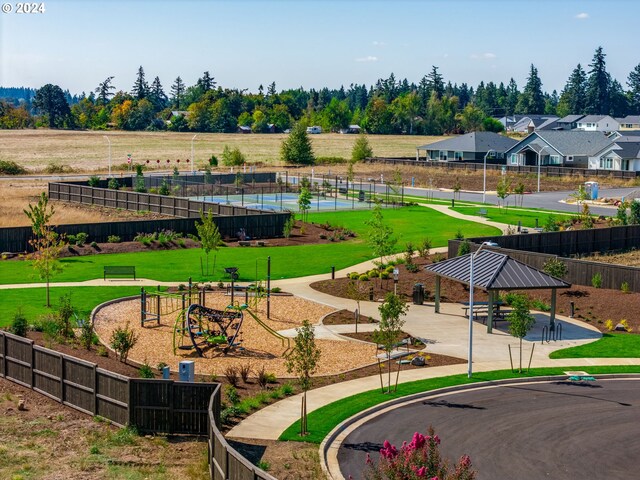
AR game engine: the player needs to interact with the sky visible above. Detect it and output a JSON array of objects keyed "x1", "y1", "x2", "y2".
[{"x1": 1, "y1": 0, "x2": 640, "y2": 96}]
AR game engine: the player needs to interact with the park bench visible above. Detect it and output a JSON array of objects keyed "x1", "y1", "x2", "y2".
[
  {"x1": 477, "y1": 208, "x2": 488, "y2": 216},
  {"x1": 104, "y1": 265, "x2": 136, "y2": 280}
]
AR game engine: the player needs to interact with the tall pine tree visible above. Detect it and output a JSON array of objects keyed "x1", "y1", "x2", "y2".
[
  {"x1": 516, "y1": 64, "x2": 545, "y2": 114},
  {"x1": 170, "y1": 76, "x2": 185, "y2": 109},
  {"x1": 95, "y1": 76, "x2": 115, "y2": 106},
  {"x1": 586, "y1": 47, "x2": 611, "y2": 115},
  {"x1": 131, "y1": 66, "x2": 149, "y2": 100},
  {"x1": 627, "y1": 63, "x2": 640, "y2": 114},
  {"x1": 148, "y1": 76, "x2": 167, "y2": 111}
]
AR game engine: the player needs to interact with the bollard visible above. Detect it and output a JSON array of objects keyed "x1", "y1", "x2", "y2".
[
  {"x1": 451, "y1": 199, "x2": 455, "y2": 208},
  {"x1": 518, "y1": 220, "x2": 521, "y2": 233},
  {"x1": 369, "y1": 286, "x2": 374, "y2": 301},
  {"x1": 331, "y1": 266, "x2": 335, "y2": 279},
  {"x1": 570, "y1": 301, "x2": 575, "y2": 318},
  {"x1": 535, "y1": 218, "x2": 539, "y2": 228},
  {"x1": 162, "y1": 366, "x2": 170, "y2": 379}
]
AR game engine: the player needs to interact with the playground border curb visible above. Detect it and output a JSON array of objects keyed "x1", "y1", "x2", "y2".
[{"x1": 319, "y1": 373, "x2": 640, "y2": 480}]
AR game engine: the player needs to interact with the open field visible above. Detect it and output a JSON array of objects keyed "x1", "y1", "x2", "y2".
[{"x1": 0, "y1": 130, "x2": 445, "y2": 172}]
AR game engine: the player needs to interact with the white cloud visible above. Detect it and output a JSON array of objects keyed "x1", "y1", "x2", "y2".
[
  {"x1": 470, "y1": 52, "x2": 497, "y2": 60},
  {"x1": 372, "y1": 41, "x2": 387, "y2": 47},
  {"x1": 575, "y1": 12, "x2": 589, "y2": 19},
  {"x1": 355, "y1": 56, "x2": 378, "y2": 63}
]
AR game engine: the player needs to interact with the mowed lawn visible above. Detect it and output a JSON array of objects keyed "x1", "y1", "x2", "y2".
[
  {"x1": 0, "y1": 206, "x2": 500, "y2": 284},
  {"x1": 0, "y1": 287, "x2": 143, "y2": 326},
  {"x1": 452, "y1": 206, "x2": 576, "y2": 228},
  {"x1": 549, "y1": 333, "x2": 640, "y2": 358},
  {"x1": 0, "y1": 129, "x2": 445, "y2": 172}
]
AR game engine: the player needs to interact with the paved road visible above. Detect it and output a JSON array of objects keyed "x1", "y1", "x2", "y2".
[{"x1": 337, "y1": 379, "x2": 640, "y2": 480}]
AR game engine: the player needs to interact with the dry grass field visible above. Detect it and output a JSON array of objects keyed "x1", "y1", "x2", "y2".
[{"x1": 0, "y1": 129, "x2": 445, "y2": 172}]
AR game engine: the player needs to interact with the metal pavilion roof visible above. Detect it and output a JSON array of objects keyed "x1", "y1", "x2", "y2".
[{"x1": 424, "y1": 249, "x2": 570, "y2": 291}]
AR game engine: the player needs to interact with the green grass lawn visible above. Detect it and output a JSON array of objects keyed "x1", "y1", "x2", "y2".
[
  {"x1": 549, "y1": 333, "x2": 640, "y2": 358},
  {"x1": 0, "y1": 286, "x2": 144, "y2": 326},
  {"x1": 279, "y1": 365, "x2": 640, "y2": 444},
  {"x1": 1, "y1": 207, "x2": 499, "y2": 285},
  {"x1": 452, "y1": 205, "x2": 577, "y2": 228}
]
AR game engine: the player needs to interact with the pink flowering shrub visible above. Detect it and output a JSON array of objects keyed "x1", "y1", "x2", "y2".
[{"x1": 363, "y1": 426, "x2": 476, "y2": 480}]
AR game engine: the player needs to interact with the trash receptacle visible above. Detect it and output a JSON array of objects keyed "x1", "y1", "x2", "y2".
[{"x1": 413, "y1": 283, "x2": 424, "y2": 305}]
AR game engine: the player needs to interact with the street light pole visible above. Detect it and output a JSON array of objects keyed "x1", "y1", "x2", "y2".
[
  {"x1": 190, "y1": 134, "x2": 198, "y2": 174},
  {"x1": 537, "y1": 145, "x2": 549, "y2": 193},
  {"x1": 482, "y1": 149, "x2": 496, "y2": 204},
  {"x1": 103, "y1": 135, "x2": 112, "y2": 177},
  {"x1": 468, "y1": 241, "x2": 492, "y2": 378}
]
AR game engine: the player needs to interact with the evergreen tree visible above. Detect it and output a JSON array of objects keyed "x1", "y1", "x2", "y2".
[
  {"x1": 148, "y1": 76, "x2": 168, "y2": 111},
  {"x1": 280, "y1": 122, "x2": 315, "y2": 165},
  {"x1": 33, "y1": 84, "x2": 71, "y2": 128},
  {"x1": 95, "y1": 76, "x2": 115, "y2": 106},
  {"x1": 170, "y1": 76, "x2": 185, "y2": 109},
  {"x1": 609, "y1": 79, "x2": 629, "y2": 117},
  {"x1": 131, "y1": 66, "x2": 149, "y2": 100},
  {"x1": 560, "y1": 64, "x2": 587, "y2": 115},
  {"x1": 586, "y1": 46, "x2": 611, "y2": 114},
  {"x1": 516, "y1": 64, "x2": 545, "y2": 114},
  {"x1": 196, "y1": 71, "x2": 216, "y2": 93},
  {"x1": 504, "y1": 78, "x2": 519, "y2": 115},
  {"x1": 426, "y1": 66, "x2": 445, "y2": 99},
  {"x1": 627, "y1": 63, "x2": 640, "y2": 114}
]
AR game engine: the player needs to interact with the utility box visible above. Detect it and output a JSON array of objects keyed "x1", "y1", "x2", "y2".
[
  {"x1": 584, "y1": 181, "x2": 599, "y2": 200},
  {"x1": 413, "y1": 283, "x2": 425, "y2": 305},
  {"x1": 178, "y1": 361, "x2": 195, "y2": 382}
]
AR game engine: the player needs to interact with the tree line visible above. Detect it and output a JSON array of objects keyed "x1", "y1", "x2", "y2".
[{"x1": 1, "y1": 47, "x2": 639, "y2": 134}]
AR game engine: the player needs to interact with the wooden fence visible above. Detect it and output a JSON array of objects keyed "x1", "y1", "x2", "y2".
[
  {"x1": 366, "y1": 157, "x2": 640, "y2": 179},
  {"x1": 208, "y1": 392, "x2": 276, "y2": 480},
  {"x1": 0, "y1": 330, "x2": 217, "y2": 435}
]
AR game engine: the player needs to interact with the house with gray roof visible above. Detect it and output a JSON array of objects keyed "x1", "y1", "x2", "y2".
[
  {"x1": 504, "y1": 131, "x2": 614, "y2": 168},
  {"x1": 416, "y1": 132, "x2": 518, "y2": 163},
  {"x1": 510, "y1": 115, "x2": 559, "y2": 133},
  {"x1": 588, "y1": 136, "x2": 640, "y2": 171},
  {"x1": 575, "y1": 115, "x2": 619, "y2": 132},
  {"x1": 618, "y1": 115, "x2": 640, "y2": 131},
  {"x1": 556, "y1": 114, "x2": 585, "y2": 130}
]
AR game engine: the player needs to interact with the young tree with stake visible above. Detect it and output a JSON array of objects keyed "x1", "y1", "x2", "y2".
[
  {"x1": 195, "y1": 208, "x2": 222, "y2": 276},
  {"x1": 373, "y1": 292, "x2": 408, "y2": 393}
]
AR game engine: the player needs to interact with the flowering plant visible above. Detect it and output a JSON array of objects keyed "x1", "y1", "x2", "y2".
[{"x1": 363, "y1": 426, "x2": 475, "y2": 480}]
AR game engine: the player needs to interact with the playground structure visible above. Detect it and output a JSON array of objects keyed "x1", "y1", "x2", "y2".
[{"x1": 140, "y1": 277, "x2": 290, "y2": 358}]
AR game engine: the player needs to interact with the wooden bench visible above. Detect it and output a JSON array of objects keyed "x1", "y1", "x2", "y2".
[{"x1": 104, "y1": 266, "x2": 136, "y2": 280}]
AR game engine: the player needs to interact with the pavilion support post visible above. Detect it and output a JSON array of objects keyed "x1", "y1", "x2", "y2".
[
  {"x1": 487, "y1": 290, "x2": 494, "y2": 334},
  {"x1": 550, "y1": 288, "x2": 557, "y2": 330},
  {"x1": 434, "y1": 276, "x2": 441, "y2": 313}
]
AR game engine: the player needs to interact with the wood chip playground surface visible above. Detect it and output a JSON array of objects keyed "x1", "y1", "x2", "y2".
[{"x1": 93, "y1": 292, "x2": 378, "y2": 377}]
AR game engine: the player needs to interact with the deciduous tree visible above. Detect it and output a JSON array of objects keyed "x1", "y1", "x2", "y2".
[{"x1": 373, "y1": 292, "x2": 408, "y2": 393}]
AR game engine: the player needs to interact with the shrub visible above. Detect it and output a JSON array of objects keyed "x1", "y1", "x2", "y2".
[
  {"x1": 76, "y1": 316, "x2": 96, "y2": 350},
  {"x1": 315, "y1": 156, "x2": 347, "y2": 165},
  {"x1": 591, "y1": 272, "x2": 602, "y2": 288},
  {"x1": 41, "y1": 315, "x2": 61, "y2": 345},
  {"x1": 90, "y1": 241, "x2": 98, "y2": 248},
  {"x1": 107, "y1": 235, "x2": 121, "y2": 243},
  {"x1": 225, "y1": 384, "x2": 240, "y2": 404},
  {"x1": 348, "y1": 272, "x2": 359, "y2": 280},
  {"x1": 56, "y1": 294, "x2": 75, "y2": 339},
  {"x1": 352, "y1": 134, "x2": 373, "y2": 162},
  {"x1": 283, "y1": 214, "x2": 295, "y2": 238},
  {"x1": 221, "y1": 145, "x2": 246, "y2": 166},
  {"x1": 208, "y1": 154, "x2": 218, "y2": 167},
  {"x1": 107, "y1": 178, "x2": 120, "y2": 190},
  {"x1": 457, "y1": 240, "x2": 471, "y2": 256},
  {"x1": 96, "y1": 345, "x2": 108, "y2": 357},
  {"x1": 0, "y1": 160, "x2": 27, "y2": 175},
  {"x1": 280, "y1": 383, "x2": 294, "y2": 396},
  {"x1": 158, "y1": 179, "x2": 171, "y2": 196},
  {"x1": 88, "y1": 175, "x2": 101, "y2": 187},
  {"x1": 605, "y1": 319, "x2": 614, "y2": 331},
  {"x1": 621, "y1": 281, "x2": 631, "y2": 294},
  {"x1": 270, "y1": 287, "x2": 281, "y2": 293},
  {"x1": 418, "y1": 238, "x2": 432, "y2": 258},
  {"x1": 75, "y1": 232, "x2": 88, "y2": 247},
  {"x1": 359, "y1": 274, "x2": 370, "y2": 281},
  {"x1": 406, "y1": 263, "x2": 420, "y2": 273},
  {"x1": 530, "y1": 299, "x2": 551, "y2": 312},
  {"x1": 138, "y1": 361, "x2": 155, "y2": 379},
  {"x1": 620, "y1": 319, "x2": 632, "y2": 332},
  {"x1": 454, "y1": 229, "x2": 464, "y2": 240},
  {"x1": 45, "y1": 163, "x2": 72, "y2": 174},
  {"x1": 239, "y1": 363, "x2": 252, "y2": 383},
  {"x1": 256, "y1": 366, "x2": 275, "y2": 388},
  {"x1": 9, "y1": 310, "x2": 28, "y2": 337},
  {"x1": 67, "y1": 234, "x2": 77, "y2": 245},
  {"x1": 224, "y1": 366, "x2": 240, "y2": 387},
  {"x1": 109, "y1": 322, "x2": 137, "y2": 362},
  {"x1": 432, "y1": 252, "x2": 445, "y2": 263},
  {"x1": 543, "y1": 257, "x2": 568, "y2": 278}
]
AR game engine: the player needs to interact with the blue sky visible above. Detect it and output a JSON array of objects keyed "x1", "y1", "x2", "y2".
[{"x1": 1, "y1": 0, "x2": 639, "y2": 95}]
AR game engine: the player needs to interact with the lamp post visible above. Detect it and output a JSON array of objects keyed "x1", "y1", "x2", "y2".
[
  {"x1": 190, "y1": 134, "x2": 198, "y2": 174},
  {"x1": 468, "y1": 241, "x2": 492, "y2": 378},
  {"x1": 537, "y1": 145, "x2": 550, "y2": 193},
  {"x1": 103, "y1": 135, "x2": 112, "y2": 177},
  {"x1": 482, "y1": 149, "x2": 496, "y2": 204}
]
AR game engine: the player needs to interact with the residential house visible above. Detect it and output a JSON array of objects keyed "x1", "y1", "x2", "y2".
[
  {"x1": 575, "y1": 115, "x2": 620, "y2": 132},
  {"x1": 556, "y1": 114, "x2": 585, "y2": 130},
  {"x1": 588, "y1": 136, "x2": 640, "y2": 171},
  {"x1": 416, "y1": 132, "x2": 518, "y2": 162},
  {"x1": 504, "y1": 115, "x2": 559, "y2": 134},
  {"x1": 504, "y1": 131, "x2": 614, "y2": 168},
  {"x1": 618, "y1": 115, "x2": 640, "y2": 131}
]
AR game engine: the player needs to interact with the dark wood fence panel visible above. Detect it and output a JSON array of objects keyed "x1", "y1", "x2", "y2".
[
  {"x1": 63, "y1": 356, "x2": 97, "y2": 415},
  {"x1": 96, "y1": 369, "x2": 129, "y2": 426},
  {"x1": 33, "y1": 346, "x2": 63, "y2": 401},
  {"x1": 4, "y1": 334, "x2": 32, "y2": 387}
]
